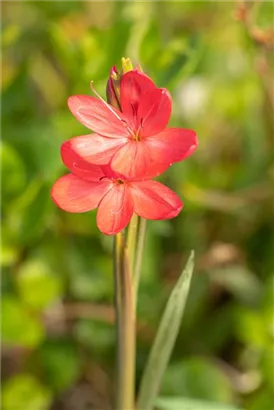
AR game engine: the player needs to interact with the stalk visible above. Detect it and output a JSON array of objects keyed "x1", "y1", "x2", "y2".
[
  {"x1": 114, "y1": 232, "x2": 135, "y2": 410},
  {"x1": 133, "y1": 218, "x2": 147, "y2": 305},
  {"x1": 127, "y1": 213, "x2": 139, "y2": 274}
]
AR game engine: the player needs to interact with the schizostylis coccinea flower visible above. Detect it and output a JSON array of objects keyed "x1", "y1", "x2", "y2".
[
  {"x1": 51, "y1": 143, "x2": 183, "y2": 235},
  {"x1": 66, "y1": 70, "x2": 198, "y2": 180}
]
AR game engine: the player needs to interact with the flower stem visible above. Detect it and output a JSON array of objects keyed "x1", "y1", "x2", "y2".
[
  {"x1": 127, "y1": 213, "x2": 139, "y2": 274},
  {"x1": 133, "y1": 218, "x2": 147, "y2": 305},
  {"x1": 114, "y1": 232, "x2": 135, "y2": 410}
]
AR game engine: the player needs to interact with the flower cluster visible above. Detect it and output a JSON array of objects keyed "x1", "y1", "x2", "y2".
[{"x1": 51, "y1": 61, "x2": 198, "y2": 235}]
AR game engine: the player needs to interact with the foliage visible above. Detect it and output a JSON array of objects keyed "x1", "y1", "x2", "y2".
[{"x1": 1, "y1": 1, "x2": 273, "y2": 410}]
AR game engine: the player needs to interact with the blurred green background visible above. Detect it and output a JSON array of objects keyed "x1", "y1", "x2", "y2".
[{"x1": 1, "y1": 1, "x2": 274, "y2": 410}]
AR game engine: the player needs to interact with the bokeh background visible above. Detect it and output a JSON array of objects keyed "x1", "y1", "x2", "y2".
[{"x1": 1, "y1": 1, "x2": 274, "y2": 410}]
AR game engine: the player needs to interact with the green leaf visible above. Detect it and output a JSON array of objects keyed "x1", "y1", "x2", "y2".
[
  {"x1": 75, "y1": 320, "x2": 115, "y2": 354},
  {"x1": 209, "y1": 265, "x2": 262, "y2": 306},
  {"x1": 1, "y1": 297, "x2": 44, "y2": 348},
  {"x1": 0, "y1": 226, "x2": 19, "y2": 267},
  {"x1": 2, "y1": 374, "x2": 52, "y2": 410},
  {"x1": 39, "y1": 340, "x2": 82, "y2": 392},
  {"x1": 16, "y1": 259, "x2": 63, "y2": 310},
  {"x1": 156, "y1": 397, "x2": 243, "y2": 410},
  {"x1": 160, "y1": 357, "x2": 234, "y2": 403},
  {"x1": 157, "y1": 35, "x2": 204, "y2": 89},
  {"x1": 18, "y1": 183, "x2": 52, "y2": 244},
  {"x1": 261, "y1": 346, "x2": 274, "y2": 390},
  {"x1": 235, "y1": 308, "x2": 268, "y2": 348},
  {"x1": 139, "y1": 19, "x2": 161, "y2": 67},
  {"x1": 137, "y1": 251, "x2": 195, "y2": 410},
  {"x1": 1, "y1": 142, "x2": 27, "y2": 203}
]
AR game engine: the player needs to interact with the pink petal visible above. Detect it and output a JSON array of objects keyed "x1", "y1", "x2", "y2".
[
  {"x1": 97, "y1": 184, "x2": 134, "y2": 235},
  {"x1": 68, "y1": 95, "x2": 130, "y2": 138},
  {"x1": 110, "y1": 141, "x2": 149, "y2": 180},
  {"x1": 100, "y1": 164, "x2": 126, "y2": 180},
  {"x1": 62, "y1": 134, "x2": 128, "y2": 168},
  {"x1": 61, "y1": 140, "x2": 105, "y2": 181},
  {"x1": 120, "y1": 71, "x2": 171, "y2": 137},
  {"x1": 110, "y1": 140, "x2": 169, "y2": 180},
  {"x1": 130, "y1": 180, "x2": 183, "y2": 220},
  {"x1": 139, "y1": 88, "x2": 172, "y2": 138},
  {"x1": 145, "y1": 128, "x2": 198, "y2": 164},
  {"x1": 51, "y1": 174, "x2": 112, "y2": 213}
]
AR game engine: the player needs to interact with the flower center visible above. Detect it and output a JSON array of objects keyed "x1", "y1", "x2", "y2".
[
  {"x1": 116, "y1": 179, "x2": 124, "y2": 185},
  {"x1": 133, "y1": 131, "x2": 141, "y2": 142},
  {"x1": 132, "y1": 121, "x2": 143, "y2": 142}
]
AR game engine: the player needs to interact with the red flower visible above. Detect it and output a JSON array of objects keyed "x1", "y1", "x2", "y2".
[
  {"x1": 51, "y1": 144, "x2": 183, "y2": 235},
  {"x1": 66, "y1": 70, "x2": 198, "y2": 180}
]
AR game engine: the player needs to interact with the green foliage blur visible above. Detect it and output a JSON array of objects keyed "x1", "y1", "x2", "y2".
[{"x1": 1, "y1": 1, "x2": 273, "y2": 410}]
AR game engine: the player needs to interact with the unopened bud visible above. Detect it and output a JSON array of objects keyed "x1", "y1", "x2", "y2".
[
  {"x1": 106, "y1": 66, "x2": 121, "y2": 109},
  {"x1": 106, "y1": 57, "x2": 143, "y2": 110},
  {"x1": 121, "y1": 57, "x2": 134, "y2": 74}
]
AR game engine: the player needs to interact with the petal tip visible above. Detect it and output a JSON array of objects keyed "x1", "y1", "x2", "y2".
[
  {"x1": 67, "y1": 95, "x2": 76, "y2": 110},
  {"x1": 50, "y1": 180, "x2": 63, "y2": 209}
]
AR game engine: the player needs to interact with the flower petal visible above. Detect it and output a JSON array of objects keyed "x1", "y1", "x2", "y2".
[
  {"x1": 97, "y1": 184, "x2": 134, "y2": 235},
  {"x1": 68, "y1": 95, "x2": 130, "y2": 138},
  {"x1": 120, "y1": 71, "x2": 171, "y2": 137},
  {"x1": 61, "y1": 139, "x2": 105, "y2": 181},
  {"x1": 130, "y1": 180, "x2": 183, "y2": 220},
  {"x1": 139, "y1": 88, "x2": 172, "y2": 138},
  {"x1": 51, "y1": 174, "x2": 112, "y2": 213},
  {"x1": 62, "y1": 134, "x2": 128, "y2": 168},
  {"x1": 110, "y1": 141, "x2": 149, "y2": 180},
  {"x1": 110, "y1": 140, "x2": 169, "y2": 180},
  {"x1": 145, "y1": 128, "x2": 198, "y2": 164}
]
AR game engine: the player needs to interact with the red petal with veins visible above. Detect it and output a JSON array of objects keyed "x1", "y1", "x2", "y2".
[
  {"x1": 110, "y1": 140, "x2": 169, "y2": 180},
  {"x1": 130, "y1": 180, "x2": 183, "y2": 219},
  {"x1": 97, "y1": 184, "x2": 134, "y2": 235},
  {"x1": 68, "y1": 95, "x2": 130, "y2": 138},
  {"x1": 61, "y1": 140, "x2": 105, "y2": 181},
  {"x1": 139, "y1": 88, "x2": 172, "y2": 138},
  {"x1": 120, "y1": 70, "x2": 171, "y2": 137},
  {"x1": 110, "y1": 141, "x2": 150, "y2": 180},
  {"x1": 145, "y1": 128, "x2": 198, "y2": 165},
  {"x1": 62, "y1": 134, "x2": 128, "y2": 167},
  {"x1": 51, "y1": 174, "x2": 112, "y2": 213}
]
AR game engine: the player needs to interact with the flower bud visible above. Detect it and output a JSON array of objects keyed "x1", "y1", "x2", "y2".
[
  {"x1": 121, "y1": 57, "x2": 134, "y2": 74},
  {"x1": 106, "y1": 57, "x2": 143, "y2": 110},
  {"x1": 106, "y1": 66, "x2": 121, "y2": 110}
]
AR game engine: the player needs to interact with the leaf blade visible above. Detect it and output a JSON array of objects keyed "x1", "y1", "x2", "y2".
[
  {"x1": 156, "y1": 397, "x2": 244, "y2": 410},
  {"x1": 137, "y1": 251, "x2": 195, "y2": 410}
]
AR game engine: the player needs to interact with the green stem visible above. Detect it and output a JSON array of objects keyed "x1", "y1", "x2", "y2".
[
  {"x1": 133, "y1": 218, "x2": 147, "y2": 305},
  {"x1": 114, "y1": 232, "x2": 135, "y2": 410},
  {"x1": 127, "y1": 213, "x2": 139, "y2": 274}
]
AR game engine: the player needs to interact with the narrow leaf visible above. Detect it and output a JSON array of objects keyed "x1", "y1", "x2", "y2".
[
  {"x1": 137, "y1": 251, "x2": 195, "y2": 410},
  {"x1": 156, "y1": 397, "x2": 244, "y2": 410}
]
